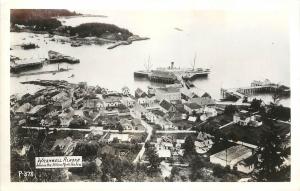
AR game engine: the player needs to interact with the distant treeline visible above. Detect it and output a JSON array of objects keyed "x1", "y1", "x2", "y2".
[
  {"x1": 11, "y1": 9, "x2": 133, "y2": 40},
  {"x1": 11, "y1": 9, "x2": 78, "y2": 31},
  {"x1": 68, "y1": 23, "x2": 133, "y2": 40}
]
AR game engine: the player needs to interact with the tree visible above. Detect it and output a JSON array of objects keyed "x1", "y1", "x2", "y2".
[
  {"x1": 145, "y1": 147, "x2": 161, "y2": 175},
  {"x1": 224, "y1": 105, "x2": 238, "y2": 116},
  {"x1": 183, "y1": 135, "x2": 195, "y2": 155},
  {"x1": 250, "y1": 98, "x2": 263, "y2": 111},
  {"x1": 254, "y1": 124, "x2": 288, "y2": 181},
  {"x1": 116, "y1": 123, "x2": 124, "y2": 133}
]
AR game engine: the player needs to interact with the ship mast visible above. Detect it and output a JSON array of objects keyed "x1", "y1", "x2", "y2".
[
  {"x1": 192, "y1": 53, "x2": 197, "y2": 71},
  {"x1": 144, "y1": 55, "x2": 152, "y2": 71}
]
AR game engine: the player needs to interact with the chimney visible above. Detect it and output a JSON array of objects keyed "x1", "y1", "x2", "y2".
[{"x1": 171, "y1": 62, "x2": 174, "y2": 69}]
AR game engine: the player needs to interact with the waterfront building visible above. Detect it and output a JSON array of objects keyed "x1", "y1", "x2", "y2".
[
  {"x1": 149, "y1": 70, "x2": 177, "y2": 84},
  {"x1": 155, "y1": 87, "x2": 181, "y2": 102}
]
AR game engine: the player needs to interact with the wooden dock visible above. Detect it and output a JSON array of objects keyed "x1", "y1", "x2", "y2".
[{"x1": 11, "y1": 68, "x2": 72, "y2": 77}]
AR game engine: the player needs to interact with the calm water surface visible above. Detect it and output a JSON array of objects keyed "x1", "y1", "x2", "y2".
[{"x1": 10, "y1": 11, "x2": 290, "y2": 106}]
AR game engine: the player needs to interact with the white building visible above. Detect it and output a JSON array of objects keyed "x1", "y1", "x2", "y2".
[
  {"x1": 155, "y1": 87, "x2": 181, "y2": 102},
  {"x1": 209, "y1": 145, "x2": 253, "y2": 169},
  {"x1": 121, "y1": 86, "x2": 130, "y2": 96}
]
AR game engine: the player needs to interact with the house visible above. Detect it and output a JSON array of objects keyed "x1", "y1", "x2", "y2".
[
  {"x1": 15, "y1": 103, "x2": 32, "y2": 114},
  {"x1": 51, "y1": 137, "x2": 77, "y2": 156},
  {"x1": 181, "y1": 88, "x2": 199, "y2": 101},
  {"x1": 54, "y1": 96, "x2": 72, "y2": 110},
  {"x1": 156, "y1": 117, "x2": 176, "y2": 130},
  {"x1": 83, "y1": 98, "x2": 104, "y2": 109},
  {"x1": 121, "y1": 86, "x2": 130, "y2": 96},
  {"x1": 144, "y1": 111, "x2": 157, "y2": 123},
  {"x1": 184, "y1": 102, "x2": 202, "y2": 114},
  {"x1": 90, "y1": 126, "x2": 104, "y2": 136},
  {"x1": 209, "y1": 145, "x2": 253, "y2": 169},
  {"x1": 131, "y1": 118, "x2": 143, "y2": 130},
  {"x1": 59, "y1": 107, "x2": 75, "y2": 127},
  {"x1": 159, "y1": 99, "x2": 177, "y2": 113},
  {"x1": 108, "y1": 133, "x2": 131, "y2": 143},
  {"x1": 78, "y1": 82, "x2": 88, "y2": 90},
  {"x1": 156, "y1": 137, "x2": 174, "y2": 150},
  {"x1": 157, "y1": 149, "x2": 171, "y2": 159},
  {"x1": 147, "y1": 86, "x2": 156, "y2": 97},
  {"x1": 233, "y1": 110, "x2": 262, "y2": 127},
  {"x1": 51, "y1": 91, "x2": 69, "y2": 102},
  {"x1": 103, "y1": 96, "x2": 122, "y2": 109},
  {"x1": 200, "y1": 106, "x2": 218, "y2": 121},
  {"x1": 120, "y1": 118, "x2": 133, "y2": 130},
  {"x1": 194, "y1": 132, "x2": 214, "y2": 154},
  {"x1": 27, "y1": 105, "x2": 48, "y2": 117},
  {"x1": 135, "y1": 88, "x2": 147, "y2": 98},
  {"x1": 168, "y1": 112, "x2": 184, "y2": 121},
  {"x1": 236, "y1": 156, "x2": 255, "y2": 174},
  {"x1": 203, "y1": 106, "x2": 218, "y2": 117},
  {"x1": 132, "y1": 103, "x2": 147, "y2": 119},
  {"x1": 121, "y1": 97, "x2": 135, "y2": 108},
  {"x1": 155, "y1": 87, "x2": 181, "y2": 102},
  {"x1": 190, "y1": 97, "x2": 215, "y2": 107},
  {"x1": 137, "y1": 97, "x2": 155, "y2": 107}
]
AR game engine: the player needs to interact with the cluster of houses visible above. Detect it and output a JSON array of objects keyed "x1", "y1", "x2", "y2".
[{"x1": 155, "y1": 136, "x2": 185, "y2": 160}]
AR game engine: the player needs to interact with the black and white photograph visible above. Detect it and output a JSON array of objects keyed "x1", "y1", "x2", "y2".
[{"x1": 1, "y1": 0, "x2": 300, "y2": 190}]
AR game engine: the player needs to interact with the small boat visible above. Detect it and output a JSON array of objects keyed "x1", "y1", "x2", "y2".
[
  {"x1": 68, "y1": 74, "x2": 75, "y2": 78},
  {"x1": 52, "y1": 72, "x2": 56, "y2": 75},
  {"x1": 174, "y1": 27, "x2": 183, "y2": 31}
]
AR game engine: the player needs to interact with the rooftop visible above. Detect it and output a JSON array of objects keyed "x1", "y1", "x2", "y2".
[
  {"x1": 28, "y1": 105, "x2": 46, "y2": 114},
  {"x1": 156, "y1": 87, "x2": 180, "y2": 94},
  {"x1": 211, "y1": 145, "x2": 252, "y2": 162},
  {"x1": 159, "y1": 99, "x2": 174, "y2": 111},
  {"x1": 184, "y1": 102, "x2": 202, "y2": 110}
]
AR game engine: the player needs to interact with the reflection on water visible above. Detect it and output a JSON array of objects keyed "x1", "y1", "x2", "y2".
[{"x1": 10, "y1": 11, "x2": 290, "y2": 107}]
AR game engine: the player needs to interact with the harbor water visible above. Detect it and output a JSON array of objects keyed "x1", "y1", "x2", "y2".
[{"x1": 10, "y1": 10, "x2": 290, "y2": 106}]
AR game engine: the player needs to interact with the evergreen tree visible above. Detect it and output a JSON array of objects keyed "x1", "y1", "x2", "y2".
[{"x1": 254, "y1": 125, "x2": 287, "y2": 181}]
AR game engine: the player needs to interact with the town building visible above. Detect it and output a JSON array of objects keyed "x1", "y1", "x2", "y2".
[
  {"x1": 159, "y1": 99, "x2": 177, "y2": 113},
  {"x1": 83, "y1": 98, "x2": 104, "y2": 109},
  {"x1": 137, "y1": 97, "x2": 155, "y2": 108},
  {"x1": 135, "y1": 88, "x2": 147, "y2": 98},
  {"x1": 103, "y1": 96, "x2": 122, "y2": 109},
  {"x1": 27, "y1": 105, "x2": 48, "y2": 117},
  {"x1": 155, "y1": 87, "x2": 181, "y2": 102},
  {"x1": 121, "y1": 97, "x2": 135, "y2": 108},
  {"x1": 149, "y1": 70, "x2": 177, "y2": 84},
  {"x1": 209, "y1": 145, "x2": 253, "y2": 169},
  {"x1": 184, "y1": 102, "x2": 202, "y2": 114},
  {"x1": 233, "y1": 110, "x2": 262, "y2": 127},
  {"x1": 121, "y1": 86, "x2": 130, "y2": 96}
]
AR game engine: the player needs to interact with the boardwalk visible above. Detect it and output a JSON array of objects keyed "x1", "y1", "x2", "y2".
[{"x1": 218, "y1": 121, "x2": 234, "y2": 129}]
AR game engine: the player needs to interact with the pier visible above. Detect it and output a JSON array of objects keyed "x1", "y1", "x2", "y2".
[
  {"x1": 221, "y1": 80, "x2": 290, "y2": 100},
  {"x1": 11, "y1": 68, "x2": 72, "y2": 77}
]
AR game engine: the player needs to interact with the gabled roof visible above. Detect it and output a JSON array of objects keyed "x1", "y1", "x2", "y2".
[
  {"x1": 184, "y1": 102, "x2": 202, "y2": 110},
  {"x1": 190, "y1": 97, "x2": 215, "y2": 106},
  {"x1": 159, "y1": 99, "x2": 174, "y2": 111},
  {"x1": 16, "y1": 103, "x2": 32, "y2": 113},
  {"x1": 135, "y1": 88, "x2": 147, "y2": 97},
  {"x1": 28, "y1": 105, "x2": 46, "y2": 114}
]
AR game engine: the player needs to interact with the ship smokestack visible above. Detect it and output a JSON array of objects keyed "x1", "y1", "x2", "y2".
[{"x1": 171, "y1": 62, "x2": 174, "y2": 69}]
